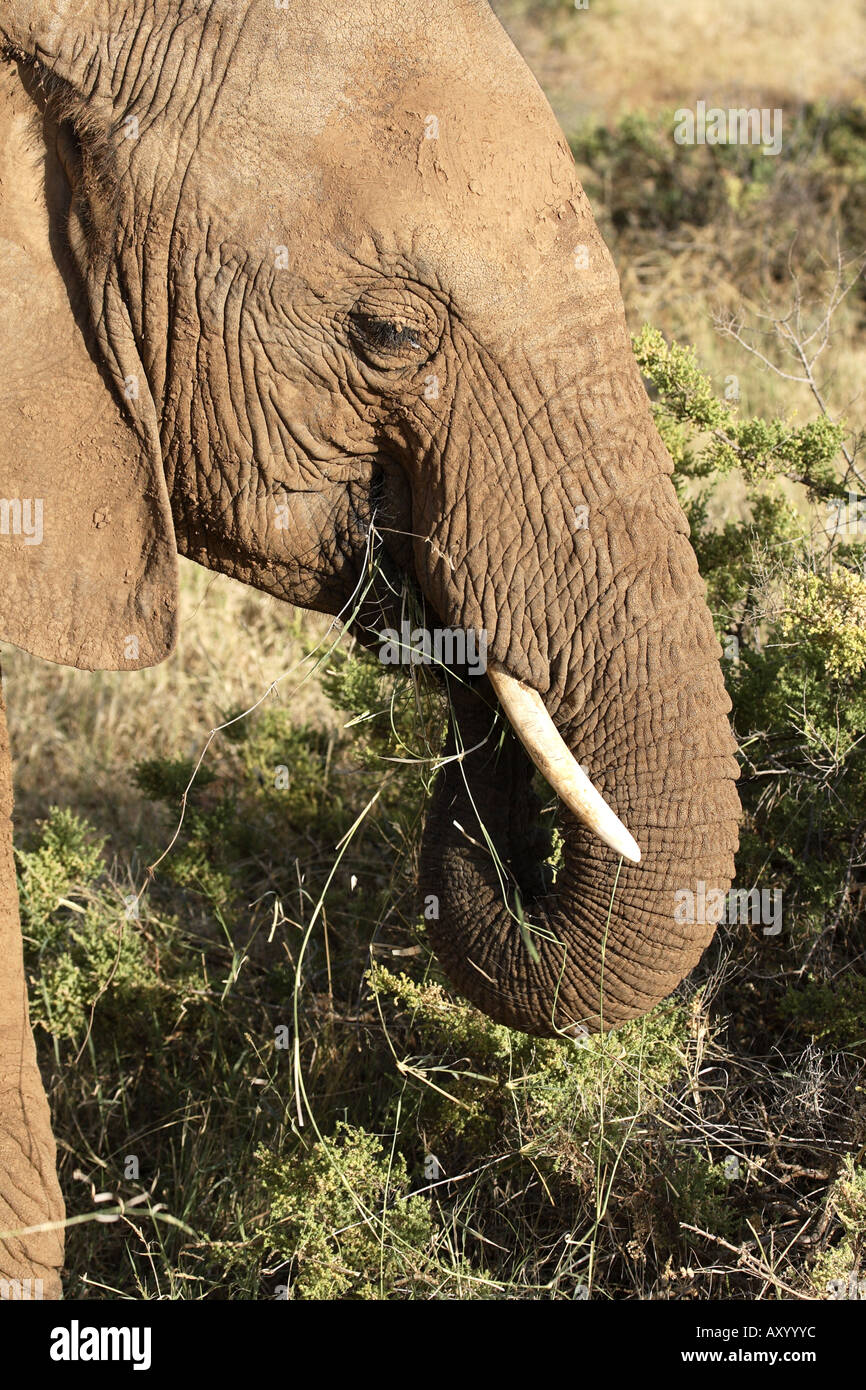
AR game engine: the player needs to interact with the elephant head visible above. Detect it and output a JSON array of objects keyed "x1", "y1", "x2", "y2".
[{"x1": 0, "y1": 0, "x2": 740, "y2": 1040}]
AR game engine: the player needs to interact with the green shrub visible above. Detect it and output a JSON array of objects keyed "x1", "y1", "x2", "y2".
[
  {"x1": 571, "y1": 105, "x2": 866, "y2": 268},
  {"x1": 18, "y1": 807, "x2": 201, "y2": 1043},
  {"x1": 256, "y1": 1125, "x2": 439, "y2": 1299},
  {"x1": 635, "y1": 321, "x2": 866, "y2": 979},
  {"x1": 810, "y1": 1158, "x2": 866, "y2": 1297}
]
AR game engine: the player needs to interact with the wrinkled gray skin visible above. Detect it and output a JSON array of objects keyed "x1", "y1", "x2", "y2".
[{"x1": 0, "y1": 0, "x2": 739, "y2": 1296}]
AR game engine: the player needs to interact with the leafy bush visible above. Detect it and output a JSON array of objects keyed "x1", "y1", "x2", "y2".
[
  {"x1": 257, "y1": 1125, "x2": 439, "y2": 1299},
  {"x1": 18, "y1": 807, "x2": 201, "y2": 1044},
  {"x1": 635, "y1": 319, "x2": 866, "y2": 1075},
  {"x1": 572, "y1": 105, "x2": 866, "y2": 268},
  {"x1": 810, "y1": 1158, "x2": 866, "y2": 1297}
]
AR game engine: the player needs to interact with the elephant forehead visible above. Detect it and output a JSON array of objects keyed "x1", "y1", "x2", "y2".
[
  {"x1": 197, "y1": 7, "x2": 614, "y2": 345},
  {"x1": 220, "y1": 0, "x2": 547, "y2": 136}
]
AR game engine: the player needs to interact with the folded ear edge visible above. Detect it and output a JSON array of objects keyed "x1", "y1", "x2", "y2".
[{"x1": 0, "y1": 56, "x2": 179, "y2": 674}]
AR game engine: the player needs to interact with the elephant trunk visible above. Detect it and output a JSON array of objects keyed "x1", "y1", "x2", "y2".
[{"x1": 419, "y1": 473, "x2": 740, "y2": 1038}]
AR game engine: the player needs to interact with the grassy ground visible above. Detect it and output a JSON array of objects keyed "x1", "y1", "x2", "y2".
[{"x1": 3, "y1": 1, "x2": 865, "y2": 1299}]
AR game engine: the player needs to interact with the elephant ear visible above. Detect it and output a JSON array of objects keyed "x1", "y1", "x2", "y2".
[{"x1": 0, "y1": 60, "x2": 177, "y2": 672}]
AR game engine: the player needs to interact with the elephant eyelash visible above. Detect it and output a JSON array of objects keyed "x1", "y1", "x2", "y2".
[{"x1": 349, "y1": 313, "x2": 423, "y2": 357}]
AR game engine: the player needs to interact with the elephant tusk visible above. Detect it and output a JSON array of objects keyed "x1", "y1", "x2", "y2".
[{"x1": 487, "y1": 663, "x2": 642, "y2": 865}]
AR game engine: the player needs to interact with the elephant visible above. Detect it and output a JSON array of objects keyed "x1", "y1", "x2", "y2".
[{"x1": 0, "y1": 0, "x2": 740, "y2": 1298}]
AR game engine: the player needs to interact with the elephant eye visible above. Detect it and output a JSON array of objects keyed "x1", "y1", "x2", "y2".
[
  {"x1": 352, "y1": 315, "x2": 422, "y2": 355},
  {"x1": 346, "y1": 290, "x2": 440, "y2": 369}
]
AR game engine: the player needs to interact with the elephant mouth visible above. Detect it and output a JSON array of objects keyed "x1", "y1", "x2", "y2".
[{"x1": 352, "y1": 568, "x2": 641, "y2": 866}]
